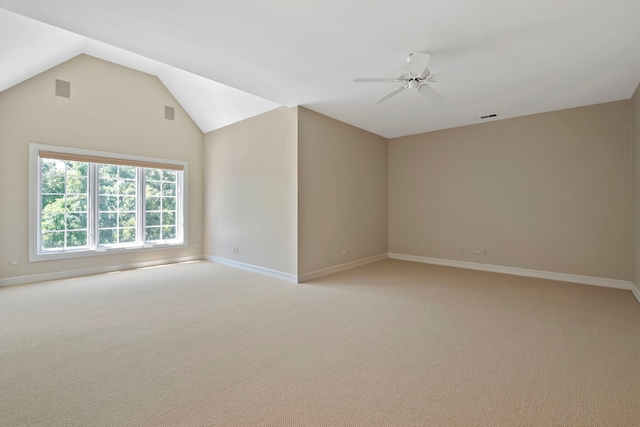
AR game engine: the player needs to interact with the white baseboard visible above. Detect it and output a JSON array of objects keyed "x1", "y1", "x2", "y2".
[
  {"x1": 203, "y1": 255, "x2": 297, "y2": 282},
  {"x1": 0, "y1": 254, "x2": 204, "y2": 288},
  {"x1": 631, "y1": 283, "x2": 640, "y2": 304},
  {"x1": 298, "y1": 253, "x2": 388, "y2": 283},
  {"x1": 388, "y1": 253, "x2": 633, "y2": 291}
]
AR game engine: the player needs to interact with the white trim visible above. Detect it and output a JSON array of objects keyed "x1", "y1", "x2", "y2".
[
  {"x1": 298, "y1": 253, "x2": 388, "y2": 283},
  {"x1": 203, "y1": 255, "x2": 297, "y2": 282},
  {"x1": 388, "y1": 253, "x2": 633, "y2": 290},
  {"x1": 631, "y1": 283, "x2": 640, "y2": 304},
  {"x1": 0, "y1": 254, "x2": 203, "y2": 288}
]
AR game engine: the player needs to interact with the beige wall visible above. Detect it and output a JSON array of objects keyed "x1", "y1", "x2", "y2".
[
  {"x1": 632, "y1": 83, "x2": 640, "y2": 295},
  {"x1": 0, "y1": 54, "x2": 204, "y2": 280},
  {"x1": 390, "y1": 101, "x2": 632, "y2": 280},
  {"x1": 203, "y1": 107, "x2": 298, "y2": 275},
  {"x1": 2, "y1": 53, "x2": 635, "y2": 288},
  {"x1": 298, "y1": 107, "x2": 388, "y2": 276}
]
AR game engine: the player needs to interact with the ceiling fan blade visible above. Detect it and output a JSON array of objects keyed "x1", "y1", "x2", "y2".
[
  {"x1": 417, "y1": 84, "x2": 443, "y2": 102},
  {"x1": 429, "y1": 69, "x2": 483, "y2": 83},
  {"x1": 354, "y1": 78, "x2": 398, "y2": 83},
  {"x1": 407, "y1": 52, "x2": 431, "y2": 77},
  {"x1": 375, "y1": 86, "x2": 405, "y2": 104}
]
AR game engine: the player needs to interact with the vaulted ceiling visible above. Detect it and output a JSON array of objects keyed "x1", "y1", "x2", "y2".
[{"x1": 2, "y1": 0, "x2": 640, "y2": 138}]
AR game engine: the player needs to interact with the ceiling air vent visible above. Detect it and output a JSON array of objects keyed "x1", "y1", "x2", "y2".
[
  {"x1": 55, "y1": 79, "x2": 71, "y2": 98},
  {"x1": 165, "y1": 106, "x2": 175, "y2": 120},
  {"x1": 479, "y1": 113, "x2": 498, "y2": 120}
]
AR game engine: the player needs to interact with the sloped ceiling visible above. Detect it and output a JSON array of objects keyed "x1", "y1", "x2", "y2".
[
  {"x1": 1, "y1": 1, "x2": 640, "y2": 138},
  {"x1": 0, "y1": 9, "x2": 280, "y2": 133}
]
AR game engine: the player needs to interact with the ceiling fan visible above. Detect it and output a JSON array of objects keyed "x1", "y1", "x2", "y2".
[{"x1": 354, "y1": 52, "x2": 443, "y2": 104}]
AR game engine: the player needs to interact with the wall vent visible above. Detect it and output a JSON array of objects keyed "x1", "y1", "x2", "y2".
[
  {"x1": 55, "y1": 79, "x2": 71, "y2": 98},
  {"x1": 479, "y1": 113, "x2": 498, "y2": 119},
  {"x1": 165, "y1": 106, "x2": 175, "y2": 120}
]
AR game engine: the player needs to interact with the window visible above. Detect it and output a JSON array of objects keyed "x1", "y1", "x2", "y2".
[{"x1": 30, "y1": 144, "x2": 187, "y2": 261}]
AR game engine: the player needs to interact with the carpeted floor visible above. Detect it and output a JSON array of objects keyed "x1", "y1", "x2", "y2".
[{"x1": 1, "y1": 259, "x2": 639, "y2": 426}]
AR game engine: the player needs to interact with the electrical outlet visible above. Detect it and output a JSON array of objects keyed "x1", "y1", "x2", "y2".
[
  {"x1": 474, "y1": 250, "x2": 481, "y2": 255},
  {"x1": 342, "y1": 249, "x2": 348, "y2": 255},
  {"x1": 9, "y1": 260, "x2": 19, "y2": 266}
]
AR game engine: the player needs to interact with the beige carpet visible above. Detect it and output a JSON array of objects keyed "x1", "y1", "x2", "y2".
[{"x1": 1, "y1": 259, "x2": 639, "y2": 426}]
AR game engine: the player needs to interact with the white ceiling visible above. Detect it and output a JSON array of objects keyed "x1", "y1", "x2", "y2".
[{"x1": 1, "y1": 0, "x2": 640, "y2": 138}]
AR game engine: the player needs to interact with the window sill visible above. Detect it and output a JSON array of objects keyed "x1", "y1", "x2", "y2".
[{"x1": 30, "y1": 242, "x2": 187, "y2": 262}]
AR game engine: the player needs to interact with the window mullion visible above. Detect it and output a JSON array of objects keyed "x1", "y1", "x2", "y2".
[
  {"x1": 89, "y1": 163, "x2": 98, "y2": 250},
  {"x1": 137, "y1": 168, "x2": 145, "y2": 246},
  {"x1": 177, "y1": 172, "x2": 183, "y2": 242}
]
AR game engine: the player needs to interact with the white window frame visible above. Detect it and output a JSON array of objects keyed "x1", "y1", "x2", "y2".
[{"x1": 29, "y1": 143, "x2": 188, "y2": 262}]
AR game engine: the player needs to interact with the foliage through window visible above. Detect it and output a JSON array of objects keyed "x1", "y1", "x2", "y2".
[
  {"x1": 41, "y1": 160, "x2": 89, "y2": 250},
  {"x1": 35, "y1": 146, "x2": 185, "y2": 257}
]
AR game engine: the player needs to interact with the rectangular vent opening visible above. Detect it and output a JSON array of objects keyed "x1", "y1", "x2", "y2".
[
  {"x1": 479, "y1": 113, "x2": 498, "y2": 119},
  {"x1": 165, "y1": 106, "x2": 175, "y2": 120},
  {"x1": 55, "y1": 79, "x2": 71, "y2": 98}
]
